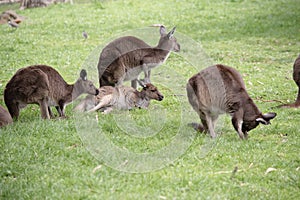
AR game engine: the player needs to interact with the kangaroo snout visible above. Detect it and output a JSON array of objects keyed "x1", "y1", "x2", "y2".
[
  {"x1": 158, "y1": 94, "x2": 164, "y2": 101},
  {"x1": 174, "y1": 43, "x2": 180, "y2": 52},
  {"x1": 95, "y1": 89, "x2": 99, "y2": 96}
]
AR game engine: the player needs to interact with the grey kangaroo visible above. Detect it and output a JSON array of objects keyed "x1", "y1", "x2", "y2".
[
  {"x1": 4, "y1": 65, "x2": 99, "y2": 119},
  {"x1": 98, "y1": 26, "x2": 180, "y2": 88},
  {"x1": 75, "y1": 80, "x2": 163, "y2": 113},
  {"x1": 186, "y1": 64, "x2": 276, "y2": 139}
]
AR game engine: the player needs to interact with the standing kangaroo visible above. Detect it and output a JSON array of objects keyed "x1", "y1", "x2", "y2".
[
  {"x1": 4, "y1": 65, "x2": 99, "y2": 120},
  {"x1": 186, "y1": 64, "x2": 276, "y2": 139},
  {"x1": 0, "y1": 105, "x2": 13, "y2": 127},
  {"x1": 75, "y1": 80, "x2": 164, "y2": 113},
  {"x1": 279, "y1": 54, "x2": 300, "y2": 108},
  {"x1": 98, "y1": 26, "x2": 180, "y2": 88}
]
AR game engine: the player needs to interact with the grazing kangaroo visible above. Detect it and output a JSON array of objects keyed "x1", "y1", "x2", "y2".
[
  {"x1": 4, "y1": 65, "x2": 99, "y2": 120},
  {"x1": 279, "y1": 54, "x2": 300, "y2": 108},
  {"x1": 186, "y1": 64, "x2": 276, "y2": 139},
  {"x1": 75, "y1": 81, "x2": 164, "y2": 113},
  {"x1": 98, "y1": 26, "x2": 180, "y2": 88},
  {"x1": 0, "y1": 105, "x2": 13, "y2": 127}
]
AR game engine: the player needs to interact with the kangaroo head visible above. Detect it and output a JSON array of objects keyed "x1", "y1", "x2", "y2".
[
  {"x1": 242, "y1": 112, "x2": 277, "y2": 133},
  {"x1": 138, "y1": 81, "x2": 164, "y2": 101},
  {"x1": 157, "y1": 26, "x2": 180, "y2": 52},
  {"x1": 75, "y1": 69, "x2": 99, "y2": 96}
]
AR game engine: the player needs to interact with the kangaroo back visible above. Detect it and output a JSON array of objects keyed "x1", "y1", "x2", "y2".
[
  {"x1": 187, "y1": 65, "x2": 246, "y2": 114},
  {"x1": 4, "y1": 66, "x2": 50, "y2": 119},
  {"x1": 30, "y1": 65, "x2": 69, "y2": 103}
]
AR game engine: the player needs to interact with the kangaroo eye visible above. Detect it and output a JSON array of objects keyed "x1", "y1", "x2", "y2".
[{"x1": 151, "y1": 90, "x2": 156, "y2": 92}]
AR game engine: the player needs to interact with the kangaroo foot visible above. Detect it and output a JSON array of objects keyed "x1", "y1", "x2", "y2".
[{"x1": 188, "y1": 122, "x2": 206, "y2": 132}]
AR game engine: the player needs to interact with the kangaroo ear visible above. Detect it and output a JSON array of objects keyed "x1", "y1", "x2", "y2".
[
  {"x1": 256, "y1": 118, "x2": 269, "y2": 125},
  {"x1": 160, "y1": 25, "x2": 166, "y2": 36},
  {"x1": 80, "y1": 69, "x2": 87, "y2": 81},
  {"x1": 263, "y1": 112, "x2": 277, "y2": 120},
  {"x1": 167, "y1": 26, "x2": 176, "y2": 39},
  {"x1": 256, "y1": 112, "x2": 276, "y2": 125},
  {"x1": 137, "y1": 79, "x2": 146, "y2": 88}
]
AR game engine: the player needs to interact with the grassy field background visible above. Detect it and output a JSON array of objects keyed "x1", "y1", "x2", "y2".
[{"x1": 0, "y1": 0, "x2": 299, "y2": 199}]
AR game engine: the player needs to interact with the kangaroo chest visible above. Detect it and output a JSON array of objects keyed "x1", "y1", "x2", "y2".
[
  {"x1": 114, "y1": 87, "x2": 136, "y2": 109},
  {"x1": 47, "y1": 98, "x2": 58, "y2": 107},
  {"x1": 124, "y1": 67, "x2": 144, "y2": 81},
  {"x1": 122, "y1": 51, "x2": 170, "y2": 81}
]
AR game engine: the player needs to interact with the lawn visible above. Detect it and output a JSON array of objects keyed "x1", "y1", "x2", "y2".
[{"x1": 0, "y1": 0, "x2": 299, "y2": 199}]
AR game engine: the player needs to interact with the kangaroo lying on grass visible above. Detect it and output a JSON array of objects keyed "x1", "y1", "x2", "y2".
[
  {"x1": 98, "y1": 25, "x2": 180, "y2": 89},
  {"x1": 74, "y1": 81, "x2": 164, "y2": 113},
  {"x1": 186, "y1": 64, "x2": 276, "y2": 139},
  {"x1": 4, "y1": 65, "x2": 99, "y2": 119},
  {"x1": 0, "y1": 105, "x2": 13, "y2": 127},
  {"x1": 279, "y1": 54, "x2": 300, "y2": 108}
]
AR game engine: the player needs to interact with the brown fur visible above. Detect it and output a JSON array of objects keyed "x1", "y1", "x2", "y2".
[
  {"x1": 279, "y1": 54, "x2": 300, "y2": 108},
  {"x1": 0, "y1": 105, "x2": 13, "y2": 127},
  {"x1": 75, "y1": 82, "x2": 164, "y2": 113},
  {"x1": 98, "y1": 26, "x2": 180, "y2": 88},
  {"x1": 4, "y1": 65, "x2": 99, "y2": 120},
  {"x1": 186, "y1": 64, "x2": 276, "y2": 139}
]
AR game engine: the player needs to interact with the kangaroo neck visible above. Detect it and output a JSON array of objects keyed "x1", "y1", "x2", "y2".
[
  {"x1": 154, "y1": 44, "x2": 172, "y2": 54},
  {"x1": 70, "y1": 83, "x2": 82, "y2": 101},
  {"x1": 147, "y1": 47, "x2": 171, "y2": 65},
  {"x1": 242, "y1": 97, "x2": 261, "y2": 118},
  {"x1": 135, "y1": 90, "x2": 150, "y2": 108}
]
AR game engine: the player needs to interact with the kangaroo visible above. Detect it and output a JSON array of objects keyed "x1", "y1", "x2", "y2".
[
  {"x1": 98, "y1": 26, "x2": 180, "y2": 89},
  {"x1": 0, "y1": 105, "x2": 13, "y2": 127},
  {"x1": 186, "y1": 64, "x2": 276, "y2": 139},
  {"x1": 75, "y1": 81, "x2": 164, "y2": 113},
  {"x1": 4, "y1": 65, "x2": 99, "y2": 120},
  {"x1": 279, "y1": 54, "x2": 300, "y2": 108}
]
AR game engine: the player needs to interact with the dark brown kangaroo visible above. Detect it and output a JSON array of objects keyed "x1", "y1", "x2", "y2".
[
  {"x1": 279, "y1": 54, "x2": 300, "y2": 108},
  {"x1": 186, "y1": 64, "x2": 276, "y2": 139},
  {"x1": 0, "y1": 105, "x2": 13, "y2": 127},
  {"x1": 4, "y1": 65, "x2": 99, "y2": 120},
  {"x1": 98, "y1": 26, "x2": 180, "y2": 88}
]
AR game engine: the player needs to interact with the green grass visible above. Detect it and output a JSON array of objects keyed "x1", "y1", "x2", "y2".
[{"x1": 1, "y1": 0, "x2": 300, "y2": 199}]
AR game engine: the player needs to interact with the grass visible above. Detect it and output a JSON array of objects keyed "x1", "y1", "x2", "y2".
[{"x1": 0, "y1": 0, "x2": 300, "y2": 199}]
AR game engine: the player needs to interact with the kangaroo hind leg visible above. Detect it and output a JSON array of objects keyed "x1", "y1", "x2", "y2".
[
  {"x1": 39, "y1": 98, "x2": 50, "y2": 119},
  {"x1": 87, "y1": 94, "x2": 113, "y2": 112}
]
